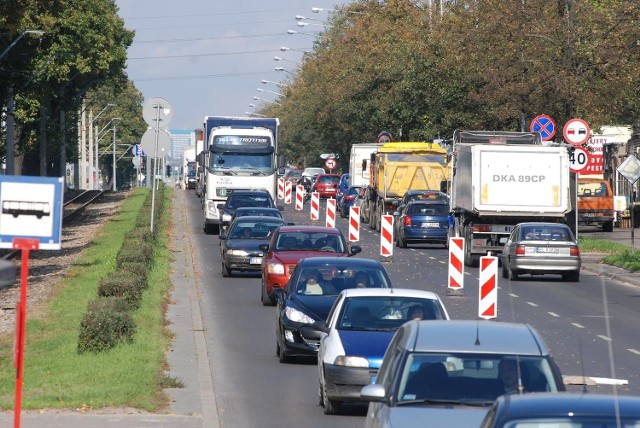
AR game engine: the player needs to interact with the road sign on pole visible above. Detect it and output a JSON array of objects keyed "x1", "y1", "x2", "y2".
[
  {"x1": 530, "y1": 114, "x2": 556, "y2": 141},
  {"x1": 324, "y1": 157, "x2": 336, "y2": 171},
  {"x1": 563, "y1": 118, "x2": 590, "y2": 146},
  {"x1": 569, "y1": 146, "x2": 590, "y2": 173}
]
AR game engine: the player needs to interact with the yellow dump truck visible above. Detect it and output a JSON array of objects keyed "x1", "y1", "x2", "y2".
[{"x1": 368, "y1": 142, "x2": 450, "y2": 231}]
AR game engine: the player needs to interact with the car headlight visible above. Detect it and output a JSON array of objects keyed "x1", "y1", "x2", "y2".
[
  {"x1": 207, "y1": 202, "x2": 218, "y2": 216},
  {"x1": 222, "y1": 213, "x2": 231, "y2": 222},
  {"x1": 334, "y1": 356, "x2": 369, "y2": 368},
  {"x1": 285, "y1": 307, "x2": 315, "y2": 324},
  {"x1": 266, "y1": 263, "x2": 285, "y2": 275},
  {"x1": 226, "y1": 249, "x2": 248, "y2": 256}
]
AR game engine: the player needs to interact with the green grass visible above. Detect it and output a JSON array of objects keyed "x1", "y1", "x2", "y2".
[
  {"x1": 579, "y1": 236, "x2": 640, "y2": 272},
  {"x1": 0, "y1": 187, "x2": 173, "y2": 411}
]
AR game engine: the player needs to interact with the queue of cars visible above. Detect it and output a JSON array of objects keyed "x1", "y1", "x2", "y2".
[{"x1": 210, "y1": 183, "x2": 608, "y2": 426}]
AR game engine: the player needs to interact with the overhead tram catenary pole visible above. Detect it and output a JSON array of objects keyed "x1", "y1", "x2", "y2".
[{"x1": 151, "y1": 101, "x2": 160, "y2": 233}]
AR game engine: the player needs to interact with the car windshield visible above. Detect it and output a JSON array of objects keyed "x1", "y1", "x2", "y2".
[
  {"x1": 226, "y1": 195, "x2": 274, "y2": 209},
  {"x1": 319, "y1": 176, "x2": 340, "y2": 184},
  {"x1": 520, "y1": 226, "x2": 572, "y2": 242},
  {"x1": 294, "y1": 266, "x2": 389, "y2": 296},
  {"x1": 229, "y1": 220, "x2": 281, "y2": 239},
  {"x1": 407, "y1": 204, "x2": 448, "y2": 216},
  {"x1": 338, "y1": 297, "x2": 446, "y2": 331},
  {"x1": 275, "y1": 232, "x2": 344, "y2": 252},
  {"x1": 395, "y1": 353, "x2": 561, "y2": 404},
  {"x1": 235, "y1": 209, "x2": 281, "y2": 219}
]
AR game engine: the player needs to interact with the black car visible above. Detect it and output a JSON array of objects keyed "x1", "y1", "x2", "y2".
[
  {"x1": 228, "y1": 207, "x2": 284, "y2": 225},
  {"x1": 272, "y1": 257, "x2": 392, "y2": 363},
  {"x1": 219, "y1": 216, "x2": 286, "y2": 277},
  {"x1": 217, "y1": 189, "x2": 280, "y2": 232},
  {"x1": 480, "y1": 392, "x2": 640, "y2": 428}
]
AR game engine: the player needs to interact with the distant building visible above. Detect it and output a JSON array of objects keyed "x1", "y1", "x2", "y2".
[{"x1": 169, "y1": 130, "x2": 195, "y2": 177}]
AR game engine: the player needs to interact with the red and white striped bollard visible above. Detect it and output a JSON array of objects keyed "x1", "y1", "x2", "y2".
[
  {"x1": 295, "y1": 185, "x2": 304, "y2": 210},
  {"x1": 326, "y1": 198, "x2": 336, "y2": 228},
  {"x1": 349, "y1": 207, "x2": 360, "y2": 241},
  {"x1": 284, "y1": 180, "x2": 292, "y2": 204},
  {"x1": 447, "y1": 237, "x2": 465, "y2": 296},
  {"x1": 478, "y1": 254, "x2": 498, "y2": 319},
  {"x1": 310, "y1": 192, "x2": 319, "y2": 220},
  {"x1": 379, "y1": 214, "x2": 393, "y2": 259}
]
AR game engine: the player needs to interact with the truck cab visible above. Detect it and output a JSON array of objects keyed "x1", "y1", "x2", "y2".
[{"x1": 577, "y1": 178, "x2": 614, "y2": 232}]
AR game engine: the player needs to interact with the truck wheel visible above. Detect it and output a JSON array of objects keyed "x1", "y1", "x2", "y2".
[
  {"x1": 376, "y1": 205, "x2": 383, "y2": 232},
  {"x1": 369, "y1": 204, "x2": 376, "y2": 230},
  {"x1": 602, "y1": 220, "x2": 614, "y2": 232},
  {"x1": 463, "y1": 240, "x2": 479, "y2": 267}
]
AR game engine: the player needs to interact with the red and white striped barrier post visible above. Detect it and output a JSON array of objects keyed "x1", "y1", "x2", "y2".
[
  {"x1": 310, "y1": 192, "x2": 320, "y2": 221},
  {"x1": 277, "y1": 177, "x2": 284, "y2": 200},
  {"x1": 447, "y1": 237, "x2": 465, "y2": 296},
  {"x1": 326, "y1": 198, "x2": 336, "y2": 228},
  {"x1": 379, "y1": 215, "x2": 393, "y2": 260},
  {"x1": 478, "y1": 254, "x2": 498, "y2": 319},
  {"x1": 349, "y1": 207, "x2": 360, "y2": 242},
  {"x1": 295, "y1": 185, "x2": 304, "y2": 210},
  {"x1": 284, "y1": 180, "x2": 292, "y2": 204}
]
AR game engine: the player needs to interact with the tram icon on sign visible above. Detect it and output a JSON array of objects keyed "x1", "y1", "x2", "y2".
[{"x1": 2, "y1": 200, "x2": 51, "y2": 219}]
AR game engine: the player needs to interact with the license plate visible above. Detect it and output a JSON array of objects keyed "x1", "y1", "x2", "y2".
[
  {"x1": 582, "y1": 213, "x2": 597, "y2": 217},
  {"x1": 250, "y1": 257, "x2": 262, "y2": 265},
  {"x1": 421, "y1": 222, "x2": 439, "y2": 228},
  {"x1": 535, "y1": 247, "x2": 559, "y2": 254}
]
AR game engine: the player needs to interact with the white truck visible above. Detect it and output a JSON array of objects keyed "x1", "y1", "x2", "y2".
[
  {"x1": 182, "y1": 146, "x2": 197, "y2": 189},
  {"x1": 194, "y1": 131, "x2": 205, "y2": 197},
  {"x1": 349, "y1": 143, "x2": 382, "y2": 187},
  {"x1": 200, "y1": 116, "x2": 282, "y2": 234},
  {"x1": 449, "y1": 130, "x2": 576, "y2": 267}
]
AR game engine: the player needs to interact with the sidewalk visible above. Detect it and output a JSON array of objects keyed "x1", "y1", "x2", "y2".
[{"x1": 0, "y1": 189, "x2": 217, "y2": 428}]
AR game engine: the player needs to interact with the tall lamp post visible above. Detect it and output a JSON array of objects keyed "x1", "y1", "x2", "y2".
[
  {"x1": 257, "y1": 88, "x2": 285, "y2": 98},
  {"x1": 90, "y1": 105, "x2": 116, "y2": 189},
  {"x1": 0, "y1": 30, "x2": 44, "y2": 62},
  {"x1": 253, "y1": 96, "x2": 281, "y2": 106},
  {"x1": 261, "y1": 78, "x2": 287, "y2": 88}
]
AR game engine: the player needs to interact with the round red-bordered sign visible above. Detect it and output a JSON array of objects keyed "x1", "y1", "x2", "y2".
[
  {"x1": 569, "y1": 146, "x2": 590, "y2": 173},
  {"x1": 530, "y1": 114, "x2": 556, "y2": 141},
  {"x1": 563, "y1": 118, "x2": 590, "y2": 146},
  {"x1": 324, "y1": 157, "x2": 336, "y2": 170}
]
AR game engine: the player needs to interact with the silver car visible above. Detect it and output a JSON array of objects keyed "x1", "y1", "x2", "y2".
[
  {"x1": 360, "y1": 320, "x2": 565, "y2": 428},
  {"x1": 501, "y1": 222, "x2": 581, "y2": 282}
]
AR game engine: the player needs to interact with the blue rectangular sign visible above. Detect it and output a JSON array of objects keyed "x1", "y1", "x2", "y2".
[{"x1": 0, "y1": 176, "x2": 64, "y2": 250}]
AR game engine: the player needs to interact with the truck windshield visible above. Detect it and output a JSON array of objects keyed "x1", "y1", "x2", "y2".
[
  {"x1": 209, "y1": 152, "x2": 273, "y2": 175},
  {"x1": 386, "y1": 153, "x2": 446, "y2": 164}
]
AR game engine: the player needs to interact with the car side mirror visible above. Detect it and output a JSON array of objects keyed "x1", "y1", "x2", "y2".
[
  {"x1": 258, "y1": 243, "x2": 269, "y2": 252},
  {"x1": 349, "y1": 245, "x2": 362, "y2": 256},
  {"x1": 360, "y1": 384, "x2": 386, "y2": 402},
  {"x1": 219, "y1": 234, "x2": 227, "y2": 240},
  {"x1": 312, "y1": 321, "x2": 330, "y2": 334},
  {"x1": 217, "y1": 203, "x2": 225, "y2": 210},
  {"x1": 271, "y1": 288, "x2": 285, "y2": 303}
]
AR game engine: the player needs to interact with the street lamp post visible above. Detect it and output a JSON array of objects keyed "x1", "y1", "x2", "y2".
[
  {"x1": 257, "y1": 88, "x2": 285, "y2": 98},
  {"x1": 253, "y1": 96, "x2": 281, "y2": 106},
  {"x1": 0, "y1": 30, "x2": 44, "y2": 62},
  {"x1": 246, "y1": 111, "x2": 266, "y2": 118},
  {"x1": 280, "y1": 46, "x2": 311, "y2": 55},
  {"x1": 274, "y1": 55, "x2": 301, "y2": 66},
  {"x1": 261, "y1": 79, "x2": 287, "y2": 88},
  {"x1": 89, "y1": 104, "x2": 116, "y2": 189},
  {"x1": 275, "y1": 66, "x2": 295, "y2": 75},
  {"x1": 287, "y1": 29, "x2": 321, "y2": 39},
  {"x1": 94, "y1": 115, "x2": 119, "y2": 189},
  {"x1": 297, "y1": 22, "x2": 325, "y2": 29}
]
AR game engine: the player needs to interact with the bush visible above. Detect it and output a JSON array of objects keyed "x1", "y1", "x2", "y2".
[
  {"x1": 97, "y1": 271, "x2": 145, "y2": 309},
  {"x1": 77, "y1": 297, "x2": 136, "y2": 354},
  {"x1": 115, "y1": 242, "x2": 153, "y2": 266},
  {"x1": 118, "y1": 262, "x2": 148, "y2": 286}
]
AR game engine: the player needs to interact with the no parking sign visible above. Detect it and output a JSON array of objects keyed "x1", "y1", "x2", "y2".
[{"x1": 530, "y1": 114, "x2": 556, "y2": 141}]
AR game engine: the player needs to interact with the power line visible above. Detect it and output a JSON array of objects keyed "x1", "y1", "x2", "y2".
[
  {"x1": 123, "y1": 8, "x2": 301, "y2": 20},
  {"x1": 133, "y1": 19, "x2": 290, "y2": 31},
  {"x1": 133, "y1": 32, "x2": 284, "y2": 44},
  {"x1": 132, "y1": 70, "x2": 277, "y2": 82},
  {"x1": 129, "y1": 49, "x2": 278, "y2": 60}
]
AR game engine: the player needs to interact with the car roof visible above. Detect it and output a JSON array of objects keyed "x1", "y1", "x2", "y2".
[
  {"x1": 228, "y1": 189, "x2": 271, "y2": 196},
  {"x1": 231, "y1": 216, "x2": 285, "y2": 223},
  {"x1": 406, "y1": 200, "x2": 447, "y2": 206},
  {"x1": 276, "y1": 225, "x2": 342, "y2": 234},
  {"x1": 495, "y1": 393, "x2": 640, "y2": 419},
  {"x1": 404, "y1": 189, "x2": 445, "y2": 196},
  {"x1": 339, "y1": 288, "x2": 441, "y2": 300},
  {"x1": 297, "y1": 257, "x2": 384, "y2": 268},
  {"x1": 404, "y1": 320, "x2": 550, "y2": 355},
  {"x1": 516, "y1": 222, "x2": 571, "y2": 229},
  {"x1": 235, "y1": 207, "x2": 280, "y2": 212}
]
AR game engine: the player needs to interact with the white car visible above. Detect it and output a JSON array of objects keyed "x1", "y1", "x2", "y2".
[
  {"x1": 302, "y1": 167, "x2": 325, "y2": 179},
  {"x1": 315, "y1": 288, "x2": 450, "y2": 415}
]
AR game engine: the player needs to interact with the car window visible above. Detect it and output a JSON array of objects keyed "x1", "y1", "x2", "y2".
[
  {"x1": 338, "y1": 297, "x2": 447, "y2": 331},
  {"x1": 230, "y1": 220, "x2": 282, "y2": 239},
  {"x1": 294, "y1": 266, "x2": 390, "y2": 295},
  {"x1": 275, "y1": 232, "x2": 345, "y2": 252},
  {"x1": 407, "y1": 204, "x2": 448, "y2": 216},
  {"x1": 521, "y1": 226, "x2": 571, "y2": 242},
  {"x1": 396, "y1": 353, "x2": 561, "y2": 403},
  {"x1": 319, "y1": 176, "x2": 340, "y2": 184}
]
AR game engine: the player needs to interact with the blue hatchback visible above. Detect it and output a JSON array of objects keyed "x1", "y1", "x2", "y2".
[
  {"x1": 338, "y1": 185, "x2": 361, "y2": 218},
  {"x1": 394, "y1": 200, "x2": 449, "y2": 248}
]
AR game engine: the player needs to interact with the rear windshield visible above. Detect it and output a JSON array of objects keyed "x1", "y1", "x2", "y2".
[
  {"x1": 578, "y1": 181, "x2": 610, "y2": 197},
  {"x1": 407, "y1": 204, "x2": 448, "y2": 216},
  {"x1": 319, "y1": 176, "x2": 340, "y2": 184}
]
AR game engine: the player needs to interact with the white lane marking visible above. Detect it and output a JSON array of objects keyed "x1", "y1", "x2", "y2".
[
  {"x1": 548, "y1": 312, "x2": 559, "y2": 317},
  {"x1": 628, "y1": 349, "x2": 640, "y2": 355},
  {"x1": 598, "y1": 335, "x2": 612, "y2": 342},
  {"x1": 508, "y1": 293, "x2": 518, "y2": 298},
  {"x1": 571, "y1": 323, "x2": 585, "y2": 328},
  {"x1": 526, "y1": 302, "x2": 538, "y2": 307}
]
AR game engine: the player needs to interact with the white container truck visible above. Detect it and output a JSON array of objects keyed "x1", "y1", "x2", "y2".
[
  {"x1": 449, "y1": 130, "x2": 576, "y2": 267},
  {"x1": 349, "y1": 143, "x2": 382, "y2": 187},
  {"x1": 182, "y1": 146, "x2": 197, "y2": 189}
]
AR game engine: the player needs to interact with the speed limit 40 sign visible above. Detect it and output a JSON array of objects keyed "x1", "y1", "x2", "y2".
[{"x1": 569, "y1": 146, "x2": 590, "y2": 173}]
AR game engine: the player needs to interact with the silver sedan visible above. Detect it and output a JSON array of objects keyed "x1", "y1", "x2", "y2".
[{"x1": 501, "y1": 222, "x2": 581, "y2": 282}]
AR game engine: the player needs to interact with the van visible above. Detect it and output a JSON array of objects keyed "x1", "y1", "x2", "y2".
[{"x1": 577, "y1": 178, "x2": 614, "y2": 232}]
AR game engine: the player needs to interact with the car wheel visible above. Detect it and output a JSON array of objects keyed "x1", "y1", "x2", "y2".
[
  {"x1": 563, "y1": 270, "x2": 580, "y2": 282},
  {"x1": 261, "y1": 280, "x2": 274, "y2": 306},
  {"x1": 317, "y1": 382, "x2": 324, "y2": 406},
  {"x1": 339, "y1": 207, "x2": 347, "y2": 219},
  {"x1": 278, "y1": 341, "x2": 293, "y2": 364},
  {"x1": 501, "y1": 263, "x2": 508, "y2": 279},
  {"x1": 322, "y1": 373, "x2": 341, "y2": 415},
  {"x1": 221, "y1": 260, "x2": 231, "y2": 277},
  {"x1": 507, "y1": 266, "x2": 518, "y2": 281},
  {"x1": 602, "y1": 220, "x2": 614, "y2": 232},
  {"x1": 398, "y1": 235, "x2": 407, "y2": 248}
]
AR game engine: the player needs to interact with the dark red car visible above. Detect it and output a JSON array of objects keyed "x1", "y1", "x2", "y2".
[
  {"x1": 259, "y1": 225, "x2": 361, "y2": 305},
  {"x1": 311, "y1": 174, "x2": 341, "y2": 198}
]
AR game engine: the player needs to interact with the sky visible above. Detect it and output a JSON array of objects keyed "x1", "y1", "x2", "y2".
[{"x1": 114, "y1": 0, "x2": 349, "y2": 130}]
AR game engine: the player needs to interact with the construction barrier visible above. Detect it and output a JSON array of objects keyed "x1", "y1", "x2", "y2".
[
  {"x1": 379, "y1": 215, "x2": 393, "y2": 259},
  {"x1": 277, "y1": 177, "x2": 284, "y2": 200},
  {"x1": 284, "y1": 180, "x2": 292, "y2": 204},
  {"x1": 448, "y1": 237, "x2": 465, "y2": 295},
  {"x1": 478, "y1": 255, "x2": 498, "y2": 319},
  {"x1": 349, "y1": 207, "x2": 360, "y2": 242},
  {"x1": 295, "y1": 185, "x2": 304, "y2": 210},
  {"x1": 326, "y1": 198, "x2": 336, "y2": 228},
  {"x1": 310, "y1": 192, "x2": 319, "y2": 220}
]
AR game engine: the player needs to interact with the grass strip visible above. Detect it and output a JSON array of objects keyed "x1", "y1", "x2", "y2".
[{"x1": 0, "y1": 187, "x2": 173, "y2": 411}]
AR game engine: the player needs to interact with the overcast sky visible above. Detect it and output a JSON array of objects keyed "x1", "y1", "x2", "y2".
[{"x1": 114, "y1": 1, "x2": 348, "y2": 130}]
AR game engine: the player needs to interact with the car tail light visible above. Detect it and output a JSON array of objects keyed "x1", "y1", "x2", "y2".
[
  {"x1": 570, "y1": 246, "x2": 580, "y2": 257},
  {"x1": 473, "y1": 225, "x2": 490, "y2": 232},
  {"x1": 345, "y1": 195, "x2": 355, "y2": 201},
  {"x1": 404, "y1": 216, "x2": 412, "y2": 226},
  {"x1": 515, "y1": 245, "x2": 525, "y2": 255},
  {"x1": 386, "y1": 203, "x2": 395, "y2": 210}
]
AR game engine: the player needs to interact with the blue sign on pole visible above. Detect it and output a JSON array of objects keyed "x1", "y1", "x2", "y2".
[
  {"x1": 135, "y1": 144, "x2": 145, "y2": 157},
  {"x1": 530, "y1": 114, "x2": 556, "y2": 141}
]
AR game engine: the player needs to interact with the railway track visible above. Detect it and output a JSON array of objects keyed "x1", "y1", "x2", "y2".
[{"x1": 1, "y1": 190, "x2": 104, "y2": 261}]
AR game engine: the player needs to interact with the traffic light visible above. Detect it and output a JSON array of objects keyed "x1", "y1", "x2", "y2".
[{"x1": 166, "y1": 165, "x2": 172, "y2": 176}]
